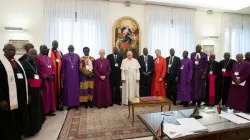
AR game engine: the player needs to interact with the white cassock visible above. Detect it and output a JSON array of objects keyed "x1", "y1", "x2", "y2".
[{"x1": 121, "y1": 58, "x2": 141, "y2": 105}]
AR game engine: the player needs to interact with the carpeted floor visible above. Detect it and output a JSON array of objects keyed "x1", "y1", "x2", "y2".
[{"x1": 58, "y1": 104, "x2": 178, "y2": 140}]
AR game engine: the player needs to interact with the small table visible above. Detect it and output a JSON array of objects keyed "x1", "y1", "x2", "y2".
[{"x1": 128, "y1": 96, "x2": 172, "y2": 126}]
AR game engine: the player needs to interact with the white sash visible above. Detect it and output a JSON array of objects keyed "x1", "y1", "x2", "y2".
[{"x1": 0, "y1": 56, "x2": 29, "y2": 110}]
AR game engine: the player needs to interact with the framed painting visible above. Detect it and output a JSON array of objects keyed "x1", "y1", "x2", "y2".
[
  {"x1": 112, "y1": 16, "x2": 140, "y2": 59},
  {"x1": 9, "y1": 40, "x2": 29, "y2": 55},
  {"x1": 203, "y1": 45, "x2": 214, "y2": 55}
]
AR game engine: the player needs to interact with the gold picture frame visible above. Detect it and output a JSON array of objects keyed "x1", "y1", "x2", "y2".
[
  {"x1": 112, "y1": 16, "x2": 141, "y2": 59},
  {"x1": 203, "y1": 45, "x2": 214, "y2": 55},
  {"x1": 9, "y1": 40, "x2": 29, "y2": 55}
]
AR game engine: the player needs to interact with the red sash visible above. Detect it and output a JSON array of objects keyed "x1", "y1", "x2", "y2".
[
  {"x1": 207, "y1": 74, "x2": 217, "y2": 105},
  {"x1": 222, "y1": 72, "x2": 231, "y2": 77},
  {"x1": 28, "y1": 79, "x2": 42, "y2": 88}
]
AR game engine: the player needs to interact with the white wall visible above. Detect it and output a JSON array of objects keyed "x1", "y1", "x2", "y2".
[
  {"x1": 0, "y1": 0, "x2": 44, "y2": 55},
  {"x1": 0, "y1": 0, "x2": 224, "y2": 59},
  {"x1": 195, "y1": 11, "x2": 223, "y2": 60}
]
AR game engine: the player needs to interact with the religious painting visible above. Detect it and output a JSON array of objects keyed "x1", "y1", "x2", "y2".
[
  {"x1": 203, "y1": 45, "x2": 214, "y2": 56},
  {"x1": 9, "y1": 40, "x2": 29, "y2": 54},
  {"x1": 113, "y1": 16, "x2": 140, "y2": 59}
]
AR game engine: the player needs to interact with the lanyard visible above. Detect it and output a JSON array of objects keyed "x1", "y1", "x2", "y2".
[
  {"x1": 26, "y1": 60, "x2": 37, "y2": 73},
  {"x1": 68, "y1": 54, "x2": 75, "y2": 66},
  {"x1": 224, "y1": 60, "x2": 230, "y2": 69}
]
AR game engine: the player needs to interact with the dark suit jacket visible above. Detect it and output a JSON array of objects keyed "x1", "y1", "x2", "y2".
[
  {"x1": 107, "y1": 53, "x2": 123, "y2": 81},
  {"x1": 138, "y1": 55, "x2": 154, "y2": 75},
  {"x1": 166, "y1": 56, "x2": 181, "y2": 78}
]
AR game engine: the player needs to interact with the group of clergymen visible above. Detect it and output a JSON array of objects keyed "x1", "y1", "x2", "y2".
[{"x1": 0, "y1": 40, "x2": 250, "y2": 140}]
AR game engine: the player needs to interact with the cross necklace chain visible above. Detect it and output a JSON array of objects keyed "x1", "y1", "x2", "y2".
[{"x1": 68, "y1": 54, "x2": 75, "y2": 69}]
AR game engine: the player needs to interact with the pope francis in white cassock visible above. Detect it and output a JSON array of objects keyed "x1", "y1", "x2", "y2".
[{"x1": 121, "y1": 51, "x2": 141, "y2": 105}]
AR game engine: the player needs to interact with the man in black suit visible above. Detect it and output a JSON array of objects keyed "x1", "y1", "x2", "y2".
[
  {"x1": 107, "y1": 47, "x2": 123, "y2": 105},
  {"x1": 166, "y1": 48, "x2": 181, "y2": 105},
  {"x1": 138, "y1": 48, "x2": 154, "y2": 97}
]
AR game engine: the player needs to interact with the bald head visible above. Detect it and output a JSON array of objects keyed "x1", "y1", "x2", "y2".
[
  {"x1": 170, "y1": 48, "x2": 175, "y2": 56},
  {"x1": 113, "y1": 47, "x2": 119, "y2": 55},
  {"x1": 3, "y1": 43, "x2": 16, "y2": 59},
  {"x1": 52, "y1": 40, "x2": 58, "y2": 50},
  {"x1": 40, "y1": 44, "x2": 48, "y2": 55},
  {"x1": 236, "y1": 53, "x2": 243, "y2": 62},
  {"x1": 68, "y1": 45, "x2": 74, "y2": 53},
  {"x1": 99, "y1": 49, "x2": 105, "y2": 59},
  {"x1": 155, "y1": 49, "x2": 161, "y2": 58},
  {"x1": 224, "y1": 52, "x2": 231, "y2": 60},
  {"x1": 27, "y1": 48, "x2": 37, "y2": 62},
  {"x1": 143, "y1": 48, "x2": 148, "y2": 56},
  {"x1": 245, "y1": 52, "x2": 250, "y2": 60},
  {"x1": 127, "y1": 51, "x2": 133, "y2": 59},
  {"x1": 196, "y1": 44, "x2": 202, "y2": 53}
]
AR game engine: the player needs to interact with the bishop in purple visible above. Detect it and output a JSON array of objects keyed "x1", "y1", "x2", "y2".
[
  {"x1": 93, "y1": 49, "x2": 112, "y2": 108},
  {"x1": 37, "y1": 45, "x2": 56, "y2": 116},
  {"x1": 190, "y1": 44, "x2": 208, "y2": 106},
  {"x1": 227, "y1": 54, "x2": 250, "y2": 112},
  {"x1": 62, "y1": 45, "x2": 80, "y2": 110},
  {"x1": 177, "y1": 51, "x2": 193, "y2": 107}
]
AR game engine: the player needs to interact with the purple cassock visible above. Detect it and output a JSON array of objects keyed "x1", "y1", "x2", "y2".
[
  {"x1": 62, "y1": 53, "x2": 80, "y2": 108},
  {"x1": 93, "y1": 58, "x2": 112, "y2": 107},
  {"x1": 177, "y1": 58, "x2": 193, "y2": 102},
  {"x1": 37, "y1": 54, "x2": 56, "y2": 113},
  {"x1": 227, "y1": 62, "x2": 249, "y2": 112},
  {"x1": 190, "y1": 52, "x2": 208, "y2": 101}
]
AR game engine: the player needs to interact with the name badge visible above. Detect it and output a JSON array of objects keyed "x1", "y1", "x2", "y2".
[
  {"x1": 34, "y1": 74, "x2": 39, "y2": 79},
  {"x1": 168, "y1": 64, "x2": 172, "y2": 68},
  {"x1": 195, "y1": 61, "x2": 199, "y2": 65},
  {"x1": 222, "y1": 68, "x2": 226, "y2": 72},
  {"x1": 115, "y1": 63, "x2": 118, "y2": 67},
  {"x1": 180, "y1": 65, "x2": 184, "y2": 70},
  {"x1": 236, "y1": 76, "x2": 240, "y2": 80},
  {"x1": 234, "y1": 72, "x2": 239, "y2": 76},
  {"x1": 17, "y1": 73, "x2": 24, "y2": 79},
  {"x1": 209, "y1": 71, "x2": 213, "y2": 75},
  {"x1": 56, "y1": 59, "x2": 60, "y2": 62},
  {"x1": 48, "y1": 65, "x2": 52, "y2": 68}
]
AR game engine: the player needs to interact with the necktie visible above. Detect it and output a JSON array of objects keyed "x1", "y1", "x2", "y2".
[
  {"x1": 145, "y1": 56, "x2": 148, "y2": 73},
  {"x1": 169, "y1": 56, "x2": 173, "y2": 64},
  {"x1": 114, "y1": 55, "x2": 117, "y2": 63},
  {"x1": 10, "y1": 59, "x2": 17, "y2": 69},
  {"x1": 168, "y1": 56, "x2": 173, "y2": 73}
]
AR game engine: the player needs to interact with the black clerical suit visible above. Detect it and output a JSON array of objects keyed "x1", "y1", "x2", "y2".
[
  {"x1": 107, "y1": 53, "x2": 122, "y2": 105},
  {"x1": 138, "y1": 55, "x2": 154, "y2": 97},
  {"x1": 219, "y1": 59, "x2": 236, "y2": 105},
  {"x1": 166, "y1": 56, "x2": 180, "y2": 104}
]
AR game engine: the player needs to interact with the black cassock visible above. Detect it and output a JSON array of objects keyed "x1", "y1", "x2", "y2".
[
  {"x1": 219, "y1": 59, "x2": 236, "y2": 105},
  {"x1": 205, "y1": 61, "x2": 221, "y2": 105},
  {"x1": 22, "y1": 60, "x2": 44, "y2": 135},
  {"x1": 0, "y1": 60, "x2": 31, "y2": 140}
]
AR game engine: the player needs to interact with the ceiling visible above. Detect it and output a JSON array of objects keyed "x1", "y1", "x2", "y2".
[{"x1": 109, "y1": 0, "x2": 250, "y2": 14}]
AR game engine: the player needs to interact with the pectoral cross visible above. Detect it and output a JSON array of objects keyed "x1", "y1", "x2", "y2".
[{"x1": 71, "y1": 65, "x2": 74, "y2": 69}]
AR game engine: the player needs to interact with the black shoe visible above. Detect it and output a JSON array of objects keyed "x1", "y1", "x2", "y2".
[
  {"x1": 67, "y1": 107, "x2": 72, "y2": 111},
  {"x1": 104, "y1": 106, "x2": 108, "y2": 108},
  {"x1": 84, "y1": 103, "x2": 88, "y2": 109},
  {"x1": 57, "y1": 107, "x2": 64, "y2": 111},
  {"x1": 46, "y1": 112, "x2": 56, "y2": 116},
  {"x1": 98, "y1": 107, "x2": 101, "y2": 109},
  {"x1": 191, "y1": 101, "x2": 196, "y2": 106},
  {"x1": 74, "y1": 106, "x2": 79, "y2": 109},
  {"x1": 88, "y1": 101, "x2": 93, "y2": 108},
  {"x1": 173, "y1": 102, "x2": 176, "y2": 106},
  {"x1": 110, "y1": 103, "x2": 113, "y2": 106}
]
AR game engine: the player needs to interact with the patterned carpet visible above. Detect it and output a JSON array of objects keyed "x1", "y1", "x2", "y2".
[{"x1": 58, "y1": 104, "x2": 174, "y2": 140}]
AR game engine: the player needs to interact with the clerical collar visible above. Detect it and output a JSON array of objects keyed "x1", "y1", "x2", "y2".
[{"x1": 144, "y1": 55, "x2": 148, "y2": 57}]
